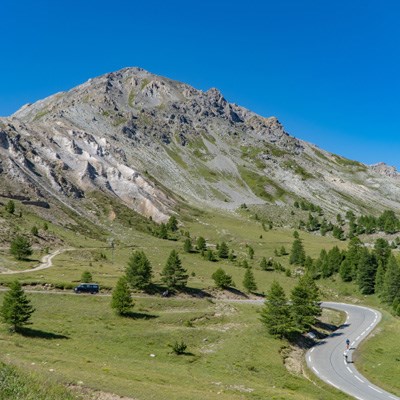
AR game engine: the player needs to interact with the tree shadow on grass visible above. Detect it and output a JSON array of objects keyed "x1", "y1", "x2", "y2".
[
  {"x1": 225, "y1": 287, "x2": 249, "y2": 298},
  {"x1": 145, "y1": 284, "x2": 213, "y2": 299},
  {"x1": 19, "y1": 327, "x2": 69, "y2": 340},
  {"x1": 122, "y1": 312, "x2": 158, "y2": 320}
]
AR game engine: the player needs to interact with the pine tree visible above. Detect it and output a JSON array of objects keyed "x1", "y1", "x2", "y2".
[
  {"x1": 183, "y1": 238, "x2": 193, "y2": 253},
  {"x1": 289, "y1": 239, "x2": 305, "y2": 265},
  {"x1": 373, "y1": 238, "x2": 391, "y2": 270},
  {"x1": 260, "y1": 281, "x2": 294, "y2": 339},
  {"x1": 0, "y1": 281, "x2": 35, "y2": 332},
  {"x1": 157, "y1": 223, "x2": 168, "y2": 239},
  {"x1": 357, "y1": 248, "x2": 378, "y2": 295},
  {"x1": 205, "y1": 249, "x2": 216, "y2": 262},
  {"x1": 10, "y1": 236, "x2": 32, "y2": 261},
  {"x1": 81, "y1": 270, "x2": 93, "y2": 283},
  {"x1": 339, "y1": 259, "x2": 353, "y2": 282},
  {"x1": 126, "y1": 251, "x2": 152, "y2": 290},
  {"x1": 161, "y1": 250, "x2": 188, "y2": 290},
  {"x1": 381, "y1": 255, "x2": 400, "y2": 305},
  {"x1": 280, "y1": 246, "x2": 288, "y2": 256},
  {"x1": 375, "y1": 261, "x2": 386, "y2": 294},
  {"x1": 260, "y1": 257, "x2": 268, "y2": 271},
  {"x1": 212, "y1": 268, "x2": 234, "y2": 289},
  {"x1": 243, "y1": 267, "x2": 257, "y2": 293},
  {"x1": 166, "y1": 216, "x2": 178, "y2": 232},
  {"x1": 290, "y1": 275, "x2": 321, "y2": 332},
  {"x1": 218, "y1": 242, "x2": 229, "y2": 259},
  {"x1": 323, "y1": 246, "x2": 342, "y2": 278},
  {"x1": 196, "y1": 236, "x2": 206, "y2": 251},
  {"x1": 111, "y1": 277, "x2": 134, "y2": 316},
  {"x1": 5, "y1": 200, "x2": 15, "y2": 214},
  {"x1": 248, "y1": 245, "x2": 254, "y2": 259},
  {"x1": 31, "y1": 226, "x2": 39, "y2": 236}
]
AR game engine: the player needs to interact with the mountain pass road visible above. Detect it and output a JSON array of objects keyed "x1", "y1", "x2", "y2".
[{"x1": 307, "y1": 302, "x2": 399, "y2": 400}]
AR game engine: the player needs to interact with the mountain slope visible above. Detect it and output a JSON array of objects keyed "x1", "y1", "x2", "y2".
[{"x1": 1, "y1": 67, "x2": 400, "y2": 230}]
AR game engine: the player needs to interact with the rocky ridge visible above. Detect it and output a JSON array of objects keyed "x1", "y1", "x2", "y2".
[{"x1": 1, "y1": 67, "x2": 400, "y2": 228}]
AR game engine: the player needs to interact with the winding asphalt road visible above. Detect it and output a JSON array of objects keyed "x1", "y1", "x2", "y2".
[{"x1": 307, "y1": 302, "x2": 400, "y2": 400}]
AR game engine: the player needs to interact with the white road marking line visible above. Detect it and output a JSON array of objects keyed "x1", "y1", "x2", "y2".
[
  {"x1": 327, "y1": 380, "x2": 339, "y2": 389},
  {"x1": 310, "y1": 347, "x2": 314, "y2": 353},
  {"x1": 368, "y1": 385, "x2": 382, "y2": 393},
  {"x1": 355, "y1": 375, "x2": 364, "y2": 383},
  {"x1": 356, "y1": 336, "x2": 360, "y2": 340},
  {"x1": 343, "y1": 359, "x2": 347, "y2": 365},
  {"x1": 361, "y1": 331, "x2": 366, "y2": 336},
  {"x1": 389, "y1": 396, "x2": 397, "y2": 400},
  {"x1": 355, "y1": 396, "x2": 364, "y2": 400},
  {"x1": 312, "y1": 367, "x2": 319, "y2": 374},
  {"x1": 346, "y1": 366, "x2": 352, "y2": 373},
  {"x1": 308, "y1": 356, "x2": 311, "y2": 362},
  {"x1": 351, "y1": 341, "x2": 355, "y2": 346}
]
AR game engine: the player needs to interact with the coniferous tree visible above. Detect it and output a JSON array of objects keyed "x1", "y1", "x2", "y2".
[
  {"x1": 357, "y1": 248, "x2": 378, "y2": 295},
  {"x1": 31, "y1": 226, "x2": 39, "y2": 236},
  {"x1": 247, "y1": 245, "x2": 254, "y2": 259},
  {"x1": 373, "y1": 238, "x2": 391, "y2": 270},
  {"x1": 243, "y1": 267, "x2": 257, "y2": 293},
  {"x1": 289, "y1": 238, "x2": 306, "y2": 266},
  {"x1": 5, "y1": 200, "x2": 15, "y2": 214},
  {"x1": 212, "y1": 268, "x2": 234, "y2": 289},
  {"x1": 260, "y1": 257, "x2": 268, "y2": 271},
  {"x1": 323, "y1": 246, "x2": 342, "y2": 278},
  {"x1": 205, "y1": 249, "x2": 216, "y2": 262},
  {"x1": 218, "y1": 242, "x2": 229, "y2": 259},
  {"x1": 375, "y1": 262, "x2": 386, "y2": 295},
  {"x1": 111, "y1": 277, "x2": 134, "y2": 316},
  {"x1": 280, "y1": 246, "x2": 288, "y2": 256},
  {"x1": 166, "y1": 216, "x2": 178, "y2": 232},
  {"x1": 183, "y1": 238, "x2": 193, "y2": 253},
  {"x1": 381, "y1": 255, "x2": 400, "y2": 305},
  {"x1": 339, "y1": 259, "x2": 353, "y2": 282},
  {"x1": 196, "y1": 236, "x2": 206, "y2": 252},
  {"x1": 0, "y1": 281, "x2": 35, "y2": 332},
  {"x1": 10, "y1": 236, "x2": 32, "y2": 261},
  {"x1": 290, "y1": 275, "x2": 321, "y2": 332},
  {"x1": 157, "y1": 223, "x2": 168, "y2": 239},
  {"x1": 126, "y1": 251, "x2": 152, "y2": 290},
  {"x1": 81, "y1": 270, "x2": 93, "y2": 283},
  {"x1": 161, "y1": 250, "x2": 188, "y2": 290},
  {"x1": 260, "y1": 281, "x2": 294, "y2": 339}
]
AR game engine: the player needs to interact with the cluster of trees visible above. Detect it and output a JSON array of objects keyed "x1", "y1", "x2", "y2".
[
  {"x1": 301, "y1": 237, "x2": 400, "y2": 315},
  {"x1": 260, "y1": 276, "x2": 321, "y2": 339},
  {"x1": 294, "y1": 200, "x2": 323, "y2": 214},
  {"x1": 152, "y1": 216, "x2": 179, "y2": 240},
  {"x1": 212, "y1": 265, "x2": 257, "y2": 293},
  {"x1": 111, "y1": 249, "x2": 188, "y2": 315},
  {"x1": 183, "y1": 237, "x2": 236, "y2": 262},
  {"x1": 297, "y1": 207, "x2": 400, "y2": 241}
]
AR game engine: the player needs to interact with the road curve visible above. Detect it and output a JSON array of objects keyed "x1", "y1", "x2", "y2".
[
  {"x1": 307, "y1": 302, "x2": 399, "y2": 400},
  {"x1": 0, "y1": 248, "x2": 74, "y2": 275}
]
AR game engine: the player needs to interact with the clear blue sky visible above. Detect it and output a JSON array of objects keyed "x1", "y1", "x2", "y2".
[{"x1": 1, "y1": 0, "x2": 399, "y2": 167}]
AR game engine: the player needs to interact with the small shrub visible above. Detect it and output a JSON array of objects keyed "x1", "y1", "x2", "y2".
[{"x1": 170, "y1": 340, "x2": 187, "y2": 355}]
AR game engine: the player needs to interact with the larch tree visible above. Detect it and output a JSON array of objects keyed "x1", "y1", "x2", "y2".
[
  {"x1": 161, "y1": 250, "x2": 188, "y2": 290},
  {"x1": 260, "y1": 281, "x2": 294, "y2": 339},
  {"x1": 0, "y1": 281, "x2": 35, "y2": 332},
  {"x1": 126, "y1": 250, "x2": 153, "y2": 290},
  {"x1": 111, "y1": 277, "x2": 134, "y2": 316}
]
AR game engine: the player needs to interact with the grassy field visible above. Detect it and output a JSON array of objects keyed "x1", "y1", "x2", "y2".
[
  {"x1": 0, "y1": 293, "x2": 351, "y2": 400},
  {"x1": 356, "y1": 309, "x2": 400, "y2": 397},
  {"x1": 0, "y1": 207, "x2": 399, "y2": 399}
]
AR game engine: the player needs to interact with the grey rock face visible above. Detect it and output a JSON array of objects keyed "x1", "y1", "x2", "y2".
[{"x1": 0, "y1": 67, "x2": 400, "y2": 225}]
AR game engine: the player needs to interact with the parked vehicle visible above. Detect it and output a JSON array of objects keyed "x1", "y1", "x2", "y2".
[{"x1": 74, "y1": 283, "x2": 99, "y2": 294}]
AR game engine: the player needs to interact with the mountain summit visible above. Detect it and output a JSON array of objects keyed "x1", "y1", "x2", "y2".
[{"x1": 1, "y1": 67, "x2": 400, "y2": 228}]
